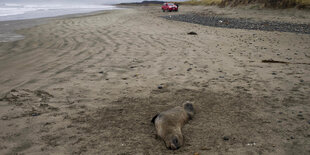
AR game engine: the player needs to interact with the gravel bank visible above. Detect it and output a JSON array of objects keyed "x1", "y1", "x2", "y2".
[{"x1": 163, "y1": 13, "x2": 310, "y2": 34}]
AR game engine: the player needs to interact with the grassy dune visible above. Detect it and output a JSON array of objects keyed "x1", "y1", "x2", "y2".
[
  {"x1": 182, "y1": 0, "x2": 222, "y2": 5},
  {"x1": 182, "y1": 0, "x2": 310, "y2": 8},
  {"x1": 297, "y1": 0, "x2": 310, "y2": 5}
]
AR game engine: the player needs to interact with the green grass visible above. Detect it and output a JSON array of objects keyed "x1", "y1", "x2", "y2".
[
  {"x1": 298, "y1": 0, "x2": 310, "y2": 5},
  {"x1": 181, "y1": 0, "x2": 310, "y2": 7},
  {"x1": 181, "y1": 0, "x2": 222, "y2": 5}
]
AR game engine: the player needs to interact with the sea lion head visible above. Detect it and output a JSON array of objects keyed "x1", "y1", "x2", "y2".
[{"x1": 164, "y1": 130, "x2": 183, "y2": 150}]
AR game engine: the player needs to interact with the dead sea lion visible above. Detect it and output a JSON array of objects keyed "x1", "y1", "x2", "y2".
[{"x1": 151, "y1": 102, "x2": 194, "y2": 150}]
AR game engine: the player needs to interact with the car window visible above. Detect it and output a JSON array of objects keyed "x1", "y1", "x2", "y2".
[{"x1": 168, "y1": 3, "x2": 174, "y2": 6}]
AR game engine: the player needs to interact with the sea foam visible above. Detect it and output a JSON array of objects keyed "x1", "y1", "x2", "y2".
[{"x1": 0, "y1": 3, "x2": 116, "y2": 21}]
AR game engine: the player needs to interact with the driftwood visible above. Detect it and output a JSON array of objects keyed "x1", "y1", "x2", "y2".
[
  {"x1": 262, "y1": 59, "x2": 310, "y2": 65},
  {"x1": 187, "y1": 32, "x2": 197, "y2": 35}
]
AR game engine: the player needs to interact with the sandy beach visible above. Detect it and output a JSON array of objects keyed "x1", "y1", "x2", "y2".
[{"x1": 0, "y1": 5, "x2": 309, "y2": 154}]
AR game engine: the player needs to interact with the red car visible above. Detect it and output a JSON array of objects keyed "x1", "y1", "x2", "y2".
[{"x1": 162, "y1": 3, "x2": 178, "y2": 12}]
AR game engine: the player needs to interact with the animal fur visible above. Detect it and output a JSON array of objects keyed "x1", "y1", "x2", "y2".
[{"x1": 152, "y1": 102, "x2": 194, "y2": 150}]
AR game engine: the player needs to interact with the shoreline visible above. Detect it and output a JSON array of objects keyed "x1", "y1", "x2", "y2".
[
  {"x1": 0, "y1": 7, "x2": 120, "y2": 42},
  {"x1": 0, "y1": 18, "x2": 48, "y2": 42}
]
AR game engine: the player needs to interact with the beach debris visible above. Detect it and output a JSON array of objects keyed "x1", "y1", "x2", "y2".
[
  {"x1": 297, "y1": 114, "x2": 304, "y2": 120},
  {"x1": 31, "y1": 112, "x2": 40, "y2": 117},
  {"x1": 187, "y1": 68, "x2": 192, "y2": 71},
  {"x1": 223, "y1": 136, "x2": 229, "y2": 141},
  {"x1": 187, "y1": 32, "x2": 197, "y2": 35},
  {"x1": 247, "y1": 142, "x2": 256, "y2": 146},
  {"x1": 158, "y1": 85, "x2": 163, "y2": 89},
  {"x1": 262, "y1": 59, "x2": 310, "y2": 65},
  {"x1": 262, "y1": 59, "x2": 288, "y2": 64},
  {"x1": 163, "y1": 14, "x2": 310, "y2": 34},
  {"x1": 99, "y1": 71, "x2": 104, "y2": 74}
]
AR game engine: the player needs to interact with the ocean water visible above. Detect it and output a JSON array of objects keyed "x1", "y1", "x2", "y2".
[{"x1": 0, "y1": 1, "x2": 116, "y2": 21}]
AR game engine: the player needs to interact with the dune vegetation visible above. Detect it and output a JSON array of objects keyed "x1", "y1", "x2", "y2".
[
  {"x1": 182, "y1": 0, "x2": 310, "y2": 8},
  {"x1": 182, "y1": 0, "x2": 222, "y2": 5}
]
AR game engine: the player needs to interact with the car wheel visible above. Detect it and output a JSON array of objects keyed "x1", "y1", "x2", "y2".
[{"x1": 162, "y1": 9, "x2": 165, "y2": 12}]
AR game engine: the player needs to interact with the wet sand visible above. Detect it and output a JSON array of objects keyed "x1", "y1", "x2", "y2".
[{"x1": 0, "y1": 6, "x2": 309, "y2": 154}]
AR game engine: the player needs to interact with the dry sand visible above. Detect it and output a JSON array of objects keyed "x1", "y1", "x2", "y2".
[{"x1": 0, "y1": 5, "x2": 309, "y2": 154}]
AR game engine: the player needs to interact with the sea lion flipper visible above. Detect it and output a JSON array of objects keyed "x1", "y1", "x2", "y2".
[
  {"x1": 183, "y1": 102, "x2": 194, "y2": 119},
  {"x1": 151, "y1": 114, "x2": 159, "y2": 124}
]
